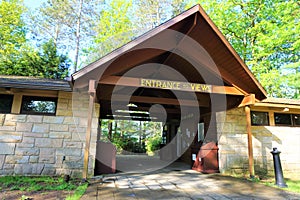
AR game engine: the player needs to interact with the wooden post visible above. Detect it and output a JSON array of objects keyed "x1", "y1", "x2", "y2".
[
  {"x1": 245, "y1": 105, "x2": 255, "y2": 178},
  {"x1": 82, "y1": 80, "x2": 96, "y2": 180}
]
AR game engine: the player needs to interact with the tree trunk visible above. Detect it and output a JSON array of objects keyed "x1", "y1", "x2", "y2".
[{"x1": 74, "y1": 0, "x2": 83, "y2": 72}]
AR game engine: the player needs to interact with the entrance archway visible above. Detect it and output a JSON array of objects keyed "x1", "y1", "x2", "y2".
[{"x1": 71, "y1": 5, "x2": 266, "y2": 178}]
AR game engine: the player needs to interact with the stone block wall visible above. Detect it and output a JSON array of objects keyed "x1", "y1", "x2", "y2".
[
  {"x1": 217, "y1": 107, "x2": 300, "y2": 178},
  {"x1": 0, "y1": 91, "x2": 100, "y2": 177}
]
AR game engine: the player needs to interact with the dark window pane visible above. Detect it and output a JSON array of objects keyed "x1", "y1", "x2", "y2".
[
  {"x1": 293, "y1": 114, "x2": 300, "y2": 126},
  {"x1": 251, "y1": 111, "x2": 269, "y2": 126},
  {"x1": 0, "y1": 94, "x2": 13, "y2": 113},
  {"x1": 274, "y1": 113, "x2": 292, "y2": 126},
  {"x1": 21, "y1": 96, "x2": 57, "y2": 115}
]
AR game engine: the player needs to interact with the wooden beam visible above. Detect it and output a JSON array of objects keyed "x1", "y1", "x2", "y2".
[
  {"x1": 239, "y1": 94, "x2": 255, "y2": 107},
  {"x1": 102, "y1": 104, "x2": 180, "y2": 114},
  {"x1": 106, "y1": 94, "x2": 209, "y2": 107},
  {"x1": 99, "y1": 76, "x2": 244, "y2": 95},
  {"x1": 82, "y1": 80, "x2": 96, "y2": 180},
  {"x1": 245, "y1": 105, "x2": 255, "y2": 178}
]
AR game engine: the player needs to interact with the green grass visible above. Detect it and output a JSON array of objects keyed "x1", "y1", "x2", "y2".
[
  {"x1": 65, "y1": 182, "x2": 88, "y2": 200},
  {"x1": 0, "y1": 176, "x2": 78, "y2": 191},
  {"x1": 244, "y1": 176, "x2": 300, "y2": 194},
  {"x1": 0, "y1": 176, "x2": 88, "y2": 200},
  {"x1": 262, "y1": 179, "x2": 300, "y2": 193}
]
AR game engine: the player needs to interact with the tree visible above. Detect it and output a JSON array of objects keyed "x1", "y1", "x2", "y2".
[
  {"x1": 38, "y1": 39, "x2": 70, "y2": 79},
  {"x1": 0, "y1": 0, "x2": 27, "y2": 72},
  {"x1": 133, "y1": 0, "x2": 187, "y2": 31},
  {"x1": 7, "y1": 39, "x2": 70, "y2": 79},
  {"x1": 0, "y1": 0, "x2": 70, "y2": 79},
  {"x1": 87, "y1": 0, "x2": 134, "y2": 62},
  {"x1": 27, "y1": 0, "x2": 104, "y2": 72},
  {"x1": 134, "y1": 0, "x2": 170, "y2": 30}
]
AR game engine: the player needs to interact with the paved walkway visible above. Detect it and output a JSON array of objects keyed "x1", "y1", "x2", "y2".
[{"x1": 82, "y1": 162, "x2": 300, "y2": 200}]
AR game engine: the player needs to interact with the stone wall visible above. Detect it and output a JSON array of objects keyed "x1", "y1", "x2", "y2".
[
  {"x1": 217, "y1": 107, "x2": 300, "y2": 179},
  {"x1": 0, "y1": 91, "x2": 99, "y2": 177}
]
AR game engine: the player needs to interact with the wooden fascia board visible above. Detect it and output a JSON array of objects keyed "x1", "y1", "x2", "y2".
[
  {"x1": 252, "y1": 103, "x2": 300, "y2": 110},
  {"x1": 99, "y1": 76, "x2": 244, "y2": 96}
]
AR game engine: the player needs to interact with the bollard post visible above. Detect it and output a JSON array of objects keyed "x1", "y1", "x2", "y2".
[{"x1": 270, "y1": 147, "x2": 287, "y2": 188}]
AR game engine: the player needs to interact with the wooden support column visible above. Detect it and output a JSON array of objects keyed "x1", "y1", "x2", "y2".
[
  {"x1": 11, "y1": 94, "x2": 22, "y2": 114},
  {"x1": 245, "y1": 105, "x2": 255, "y2": 178},
  {"x1": 82, "y1": 80, "x2": 96, "y2": 180}
]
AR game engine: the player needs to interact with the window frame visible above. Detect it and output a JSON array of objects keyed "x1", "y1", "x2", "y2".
[
  {"x1": 250, "y1": 111, "x2": 270, "y2": 126},
  {"x1": 20, "y1": 96, "x2": 58, "y2": 116}
]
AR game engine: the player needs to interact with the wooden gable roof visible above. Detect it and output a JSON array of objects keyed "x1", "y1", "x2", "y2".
[{"x1": 72, "y1": 4, "x2": 267, "y2": 100}]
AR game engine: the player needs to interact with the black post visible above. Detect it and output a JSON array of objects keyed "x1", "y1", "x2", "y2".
[{"x1": 270, "y1": 147, "x2": 287, "y2": 188}]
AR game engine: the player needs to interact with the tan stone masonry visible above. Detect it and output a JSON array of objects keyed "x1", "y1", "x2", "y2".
[
  {"x1": 0, "y1": 91, "x2": 99, "y2": 177},
  {"x1": 217, "y1": 107, "x2": 300, "y2": 179}
]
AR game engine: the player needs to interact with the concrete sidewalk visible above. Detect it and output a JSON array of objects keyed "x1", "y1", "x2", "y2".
[{"x1": 81, "y1": 163, "x2": 300, "y2": 200}]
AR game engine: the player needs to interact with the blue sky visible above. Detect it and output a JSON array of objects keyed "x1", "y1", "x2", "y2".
[{"x1": 24, "y1": 0, "x2": 45, "y2": 9}]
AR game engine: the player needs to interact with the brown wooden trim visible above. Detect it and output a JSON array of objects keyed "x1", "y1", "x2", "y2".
[
  {"x1": 82, "y1": 80, "x2": 96, "y2": 180},
  {"x1": 245, "y1": 105, "x2": 255, "y2": 177},
  {"x1": 239, "y1": 94, "x2": 255, "y2": 107},
  {"x1": 250, "y1": 106, "x2": 300, "y2": 114},
  {"x1": 103, "y1": 104, "x2": 180, "y2": 114},
  {"x1": 11, "y1": 89, "x2": 58, "y2": 97},
  {"x1": 99, "y1": 76, "x2": 244, "y2": 96},
  {"x1": 105, "y1": 94, "x2": 209, "y2": 107},
  {"x1": 253, "y1": 102, "x2": 300, "y2": 110},
  {"x1": 269, "y1": 111, "x2": 275, "y2": 126},
  {"x1": 11, "y1": 94, "x2": 22, "y2": 114}
]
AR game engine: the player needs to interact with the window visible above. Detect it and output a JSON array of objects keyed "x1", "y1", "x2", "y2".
[
  {"x1": 274, "y1": 113, "x2": 292, "y2": 126},
  {"x1": 275, "y1": 113, "x2": 300, "y2": 127},
  {"x1": 0, "y1": 94, "x2": 13, "y2": 113},
  {"x1": 198, "y1": 123, "x2": 204, "y2": 142},
  {"x1": 21, "y1": 96, "x2": 57, "y2": 115},
  {"x1": 293, "y1": 114, "x2": 300, "y2": 126},
  {"x1": 251, "y1": 111, "x2": 269, "y2": 126}
]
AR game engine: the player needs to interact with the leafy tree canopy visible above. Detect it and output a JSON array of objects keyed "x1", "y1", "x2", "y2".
[
  {"x1": 0, "y1": 0, "x2": 70, "y2": 79},
  {"x1": 190, "y1": 0, "x2": 300, "y2": 98},
  {"x1": 1, "y1": 0, "x2": 299, "y2": 97}
]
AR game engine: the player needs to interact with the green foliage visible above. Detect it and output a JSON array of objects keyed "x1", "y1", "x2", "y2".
[
  {"x1": 0, "y1": 176, "x2": 79, "y2": 191},
  {"x1": 100, "y1": 120, "x2": 162, "y2": 154},
  {"x1": 88, "y1": 0, "x2": 134, "y2": 61},
  {"x1": 0, "y1": 0, "x2": 26, "y2": 71},
  {"x1": 38, "y1": 39, "x2": 70, "y2": 79},
  {"x1": 28, "y1": 0, "x2": 104, "y2": 71},
  {"x1": 2, "y1": 0, "x2": 299, "y2": 97},
  {"x1": 0, "y1": 0, "x2": 70, "y2": 79},
  {"x1": 65, "y1": 182, "x2": 88, "y2": 200},
  {"x1": 0, "y1": 39, "x2": 70, "y2": 79},
  {"x1": 190, "y1": 0, "x2": 300, "y2": 98},
  {"x1": 146, "y1": 135, "x2": 162, "y2": 155},
  {"x1": 260, "y1": 178, "x2": 300, "y2": 194}
]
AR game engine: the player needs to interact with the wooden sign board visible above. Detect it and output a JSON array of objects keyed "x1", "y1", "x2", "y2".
[{"x1": 140, "y1": 78, "x2": 212, "y2": 93}]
